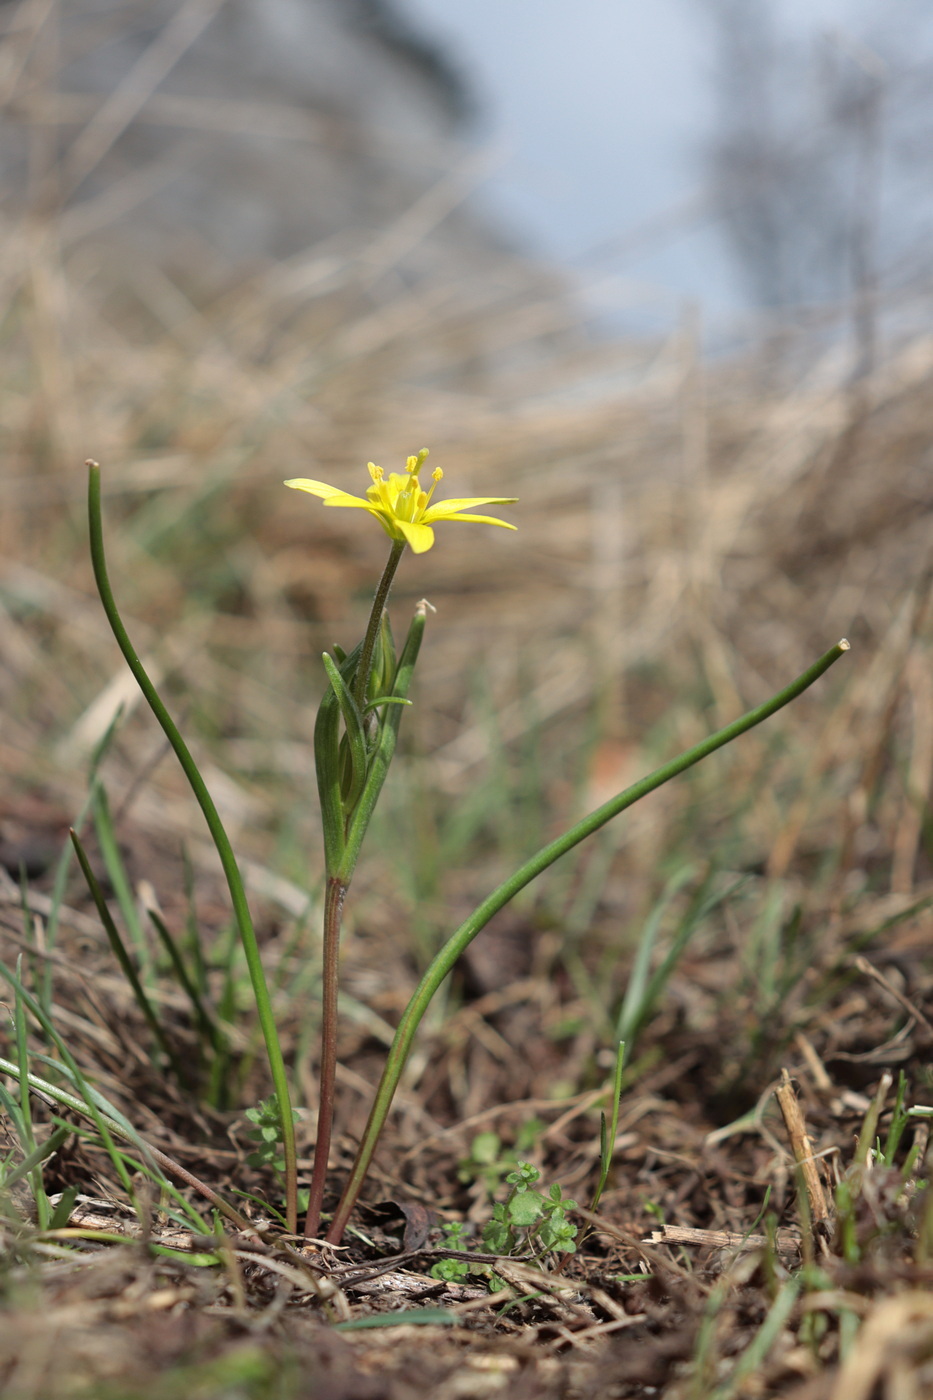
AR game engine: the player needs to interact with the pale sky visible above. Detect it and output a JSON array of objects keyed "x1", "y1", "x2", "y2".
[{"x1": 395, "y1": 0, "x2": 878, "y2": 321}]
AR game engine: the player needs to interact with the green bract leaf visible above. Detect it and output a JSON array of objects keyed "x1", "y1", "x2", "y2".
[
  {"x1": 369, "y1": 609, "x2": 397, "y2": 701},
  {"x1": 322, "y1": 652, "x2": 369, "y2": 809},
  {"x1": 314, "y1": 642, "x2": 362, "y2": 875},
  {"x1": 362, "y1": 696, "x2": 413, "y2": 715},
  {"x1": 339, "y1": 605, "x2": 427, "y2": 882}
]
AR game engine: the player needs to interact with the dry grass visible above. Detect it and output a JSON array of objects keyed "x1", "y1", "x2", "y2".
[{"x1": 1, "y1": 67, "x2": 933, "y2": 1400}]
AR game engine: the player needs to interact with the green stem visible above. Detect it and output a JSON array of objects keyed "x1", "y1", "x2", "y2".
[
  {"x1": 327, "y1": 639, "x2": 851, "y2": 1242},
  {"x1": 352, "y1": 540, "x2": 406, "y2": 711},
  {"x1": 304, "y1": 875, "x2": 347, "y2": 1239},
  {"x1": 86, "y1": 461, "x2": 298, "y2": 1235},
  {"x1": 305, "y1": 596, "x2": 425, "y2": 1231}
]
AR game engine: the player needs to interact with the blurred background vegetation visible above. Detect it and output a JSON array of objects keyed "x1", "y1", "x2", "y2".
[
  {"x1": 1, "y1": 0, "x2": 930, "y2": 1120},
  {"x1": 0, "y1": 4, "x2": 931, "y2": 1393}
]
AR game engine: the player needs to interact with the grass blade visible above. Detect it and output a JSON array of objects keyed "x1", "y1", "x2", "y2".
[
  {"x1": 90, "y1": 781, "x2": 150, "y2": 972},
  {"x1": 591, "y1": 1040, "x2": 625, "y2": 1213},
  {"x1": 69, "y1": 827, "x2": 187, "y2": 1085},
  {"x1": 2, "y1": 1125, "x2": 71, "y2": 1192},
  {"x1": 615, "y1": 863, "x2": 697, "y2": 1049},
  {"x1": 148, "y1": 906, "x2": 226, "y2": 1058}
]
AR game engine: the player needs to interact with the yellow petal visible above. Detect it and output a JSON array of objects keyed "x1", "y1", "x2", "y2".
[
  {"x1": 321, "y1": 493, "x2": 379, "y2": 510},
  {"x1": 284, "y1": 478, "x2": 350, "y2": 499},
  {"x1": 395, "y1": 519, "x2": 435, "y2": 553},
  {"x1": 422, "y1": 495, "x2": 518, "y2": 521},
  {"x1": 431, "y1": 511, "x2": 517, "y2": 529}
]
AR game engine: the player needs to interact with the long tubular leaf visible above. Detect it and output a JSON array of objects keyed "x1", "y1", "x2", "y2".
[
  {"x1": 329, "y1": 640, "x2": 851, "y2": 1241},
  {"x1": 85, "y1": 462, "x2": 297, "y2": 1233}
]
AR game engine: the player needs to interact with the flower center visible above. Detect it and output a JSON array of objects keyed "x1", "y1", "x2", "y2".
[{"x1": 366, "y1": 452, "x2": 441, "y2": 525}]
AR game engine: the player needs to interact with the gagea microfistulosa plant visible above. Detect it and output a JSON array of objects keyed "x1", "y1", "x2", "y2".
[
  {"x1": 283, "y1": 450, "x2": 517, "y2": 1236},
  {"x1": 68, "y1": 453, "x2": 848, "y2": 1246}
]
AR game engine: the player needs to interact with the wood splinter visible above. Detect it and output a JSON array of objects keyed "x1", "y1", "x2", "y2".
[{"x1": 775, "y1": 1068, "x2": 832, "y2": 1241}]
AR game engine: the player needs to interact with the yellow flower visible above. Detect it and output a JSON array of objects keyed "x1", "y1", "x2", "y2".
[{"x1": 284, "y1": 450, "x2": 517, "y2": 554}]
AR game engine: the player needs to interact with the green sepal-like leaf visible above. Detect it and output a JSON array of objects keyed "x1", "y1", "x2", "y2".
[
  {"x1": 362, "y1": 696, "x2": 413, "y2": 716},
  {"x1": 369, "y1": 610, "x2": 397, "y2": 703},
  {"x1": 314, "y1": 642, "x2": 362, "y2": 874},
  {"x1": 338, "y1": 605, "x2": 427, "y2": 882},
  {"x1": 322, "y1": 653, "x2": 369, "y2": 807}
]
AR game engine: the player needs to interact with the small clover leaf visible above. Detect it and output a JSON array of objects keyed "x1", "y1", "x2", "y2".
[
  {"x1": 505, "y1": 1161, "x2": 540, "y2": 1191},
  {"x1": 430, "y1": 1257, "x2": 470, "y2": 1282},
  {"x1": 507, "y1": 1190, "x2": 544, "y2": 1229},
  {"x1": 482, "y1": 1211, "x2": 513, "y2": 1254},
  {"x1": 438, "y1": 1220, "x2": 468, "y2": 1249},
  {"x1": 538, "y1": 1209, "x2": 578, "y2": 1254}
]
